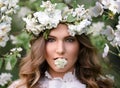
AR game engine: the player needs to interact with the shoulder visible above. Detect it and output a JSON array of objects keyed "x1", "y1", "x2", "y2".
[{"x1": 8, "y1": 79, "x2": 26, "y2": 88}]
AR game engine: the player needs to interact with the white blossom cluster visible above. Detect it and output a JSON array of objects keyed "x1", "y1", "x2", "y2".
[
  {"x1": 54, "y1": 58, "x2": 68, "y2": 69},
  {"x1": 5, "y1": 47, "x2": 23, "y2": 70},
  {"x1": 0, "y1": 73, "x2": 12, "y2": 86},
  {"x1": 89, "y1": 0, "x2": 120, "y2": 17},
  {"x1": 23, "y1": 1, "x2": 91, "y2": 36},
  {"x1": 89, "y1": 0, "x2": 120, "y2": 58},
  {"x1": 0, "y1": 0, "x2": 19, "y2": 47}
]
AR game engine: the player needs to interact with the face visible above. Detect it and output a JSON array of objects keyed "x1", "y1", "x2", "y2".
[{"x1": 44, "y1": 24, "x2": 80, "y2": 77}]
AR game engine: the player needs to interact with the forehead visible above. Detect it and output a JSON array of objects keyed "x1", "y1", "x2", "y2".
[{"x1": 49, "y1": 24, "x2": 70, "y2": 37}]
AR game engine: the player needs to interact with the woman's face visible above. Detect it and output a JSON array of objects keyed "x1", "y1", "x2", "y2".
[{"x1": 44, "y1": 24, "x2": 80, "y2": 76}]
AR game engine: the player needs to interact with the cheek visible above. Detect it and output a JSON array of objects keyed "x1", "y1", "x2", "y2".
[
  {"x1": 45, "y1": 43, "x2": 55, "y2": 59},
  {"x1": 67, "y1": 44, "x2": 79, "y2": 57}
]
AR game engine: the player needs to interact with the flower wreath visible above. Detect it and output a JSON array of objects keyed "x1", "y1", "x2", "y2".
[{"x1": 23, "y1": 1, "x2": 92, "y2": 38}]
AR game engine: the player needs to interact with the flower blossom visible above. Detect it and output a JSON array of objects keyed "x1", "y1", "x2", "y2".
[
  {"x1": 0, "y1": 73, "x2": 12, "y2": 86},
  {"x1": 102, "y1": 44, "x2": 109, "y2": 58},
  {"x1": 89, "y1": 2, "x2": 104, "y2": 17}
]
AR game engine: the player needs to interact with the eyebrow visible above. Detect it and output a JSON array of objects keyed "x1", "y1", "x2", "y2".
[{"x1": 48, "y1": 35, "x2": 75, "y2": 38}]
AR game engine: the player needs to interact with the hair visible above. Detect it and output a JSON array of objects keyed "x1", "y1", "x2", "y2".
[{"x1": 17, "y1": 33, "x2": 113, "y2": 88}]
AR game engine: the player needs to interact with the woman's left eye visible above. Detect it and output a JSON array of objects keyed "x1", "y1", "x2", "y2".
[
  {"x1": 46, "y1": 37, "x2": 55, "y2": 42},
  {"x1": 65, "y1": 37, "x2": 75, "y2": 42}
]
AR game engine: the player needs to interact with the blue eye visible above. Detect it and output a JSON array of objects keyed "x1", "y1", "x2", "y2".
[{"x1": 46, "y1": 37, "x2": 55, "y2": 42}]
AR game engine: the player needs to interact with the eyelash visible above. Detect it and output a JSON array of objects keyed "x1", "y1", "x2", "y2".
[{"x1": 46, "y1": 38, "x2": 55, "y2": 42}]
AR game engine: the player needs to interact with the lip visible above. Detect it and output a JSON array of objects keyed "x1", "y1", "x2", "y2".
[{"x1": 54, "y1": 57, "x2": 67, "y2": 60}]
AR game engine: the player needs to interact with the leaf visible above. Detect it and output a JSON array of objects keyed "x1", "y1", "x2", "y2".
[
  {"x1": 102, "y1": 15, "x2": 109, "y2": 21},
  {"x1": 55, "y1": 3, "x2": 67, "y2": 10},
  {"x1": 5, "y1": 54, "x2": 17, "y2": 70},
  {"x1": 67, "y1": 14, "x2": 76, "y2": 22},
  {"x1": 0, "y1": 58, "x2": 3, "y2": 69},
  {"x1": 10, "y1": 55, "x2": 17, "y2": 69},
  {"x1": 72, "y1": 0, "x2": 78, "y2": 9},
  {"x1": 43, "y1": 30, "x2": 50, "y2": 39}
]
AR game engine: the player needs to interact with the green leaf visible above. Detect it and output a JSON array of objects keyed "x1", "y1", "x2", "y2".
[
  {"x1": 50, "y1": 0, "x2": 56, "y2": 3},
  {"x1": 72, "y1": 0, "x2": 78, "y2": 9},
  {"x1": 0, "y1": 58, "x2": 3, "y2": 69},
  {"x1": 5, "y1": 54, "x2": 17, "y2": 70},
  {"x1": 102, "y1": 15, "x2": 109, "y2": 21},
  {"x1": 10, "y1": 55, "x2": 17, "y2": 69},
  {"x1": 43, "y1": 30, "x2": 50, "y2": 39},
  {"x1": 55, "y1": 3, "x2": 67, "y2": 10},
  {"x1": 67, "y1": 14, "x2": 76, "y2": 22}
]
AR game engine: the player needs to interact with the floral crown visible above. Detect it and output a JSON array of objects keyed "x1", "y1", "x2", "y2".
[{"x1": 23, "y1": 1, "x2": 92, "y2": 38}]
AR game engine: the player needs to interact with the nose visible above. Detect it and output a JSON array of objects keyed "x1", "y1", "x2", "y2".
[{"x1": 56, "y1": 41, "x2": 65, "y2": 54}]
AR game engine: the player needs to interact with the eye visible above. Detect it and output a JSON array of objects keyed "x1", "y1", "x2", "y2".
[
  {"x1": 65, "y1": 37, "x2": 76, "y2": 42},
  {"x1": 46, "y1": 37, "x2": 55, "y2": 42}
]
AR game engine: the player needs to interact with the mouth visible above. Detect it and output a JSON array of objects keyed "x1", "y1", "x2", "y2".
[{"x1": 54, "y1": 57, "x2": 68, "y2": 69}]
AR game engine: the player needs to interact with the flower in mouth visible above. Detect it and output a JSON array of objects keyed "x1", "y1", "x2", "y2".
[{"x1": 54, "y1": 58, "x2": 68, "y2": 69}]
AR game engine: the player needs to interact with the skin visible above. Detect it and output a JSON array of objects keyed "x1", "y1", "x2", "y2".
[{"x1": 44, "y1": 24, "x2": 80, "y2": 78}]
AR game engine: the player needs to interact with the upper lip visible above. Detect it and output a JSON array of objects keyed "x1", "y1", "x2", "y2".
[{"x1": 54, "y1": 57, "x2": 67, "y2": 60}]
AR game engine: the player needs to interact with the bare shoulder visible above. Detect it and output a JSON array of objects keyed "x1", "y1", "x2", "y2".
[{"x1": 8, "y1": 79, "x2": 26, "y2": 88}]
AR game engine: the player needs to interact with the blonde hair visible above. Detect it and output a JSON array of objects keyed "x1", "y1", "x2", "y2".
[{"x1": 18, "y1": 35, "x2": 46, "y2": 88}]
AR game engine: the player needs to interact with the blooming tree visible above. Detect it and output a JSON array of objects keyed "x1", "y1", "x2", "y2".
[{"x1": 89, "y1": 0, "x2": 120, "y2": 58}]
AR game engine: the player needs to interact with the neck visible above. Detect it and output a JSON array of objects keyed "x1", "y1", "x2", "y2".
[{"x1": 48, "y1": 67, "x2": 74, "y2": 78}]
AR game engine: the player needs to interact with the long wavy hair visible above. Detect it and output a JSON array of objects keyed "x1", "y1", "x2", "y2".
[{"x1": 17, "y1": 33, "x2": 113, "y2": 88}]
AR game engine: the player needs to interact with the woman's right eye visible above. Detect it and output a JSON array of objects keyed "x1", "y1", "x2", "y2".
[{"x1": 46, "y1": 37, "x2": 55, "y2": 42}]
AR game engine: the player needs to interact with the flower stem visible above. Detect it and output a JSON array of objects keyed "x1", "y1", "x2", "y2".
[
  {"x1": 116, "y1": 46, "x2": 120, "y2": 53},
  {"x1": 109, "y1": 50, "x2": 118, "y2": 57}
]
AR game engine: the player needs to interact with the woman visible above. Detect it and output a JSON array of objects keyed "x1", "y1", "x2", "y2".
[
  {"x1": 8, "y1": 1, "x2": 113, "y2": 88},
  {"x1": 8, "y1": 23, "x2": 113, "y2": 88}
]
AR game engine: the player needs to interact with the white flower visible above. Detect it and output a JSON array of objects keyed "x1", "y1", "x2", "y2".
[
  {"x1": 116, "y1": 16, "x2": 120, "y2": 31},
  {"x1": 0, "y1": 0, "x2": 19, "y2": 14},
  {"x1": 100, "y1": 0, "x2": 111, "y2": 9},
  {"x1": 110, "y1": 31, "x2": 120, "y2": 47},
  {"x1": 0, "y1": 34, "x2": 9, "y2": 47},
  {"x1": 34, "y1": 9, "x2": 62, "y2": 29},
  {"x1": 54, "y1": 58, "x2": 68, "y2": 69},
  {"x1": 10, "y1": 47, "x2": 22, "y2": 52},
  {"x1": 102, "y1": 44, "x2": 109, "y2": 58},
  {"x1": 88, "y1": 22, "x2": 105, "y2": 36},
  {"x1": 77, "y1": 19, "x2": 91, "y2": 34},
  {"x1": 73, "y1": 5, "x2": 86, "y2": 19},
  {"x1": 101, "y1": 26, "x2": 115, "y2": 41},
  {"x1": 1, "y1": 15, "x2": 12, "y2": 24},
  {"x1": 23, "y1": 17, "x2": 43, "y2": 36},
  {"x1": 0, "y1": 73, "x2": 12, "y2": 86},
  {"x1": 68, "y1": 25, "x2": 77, "y2": 36},
  {"x1": 108, "y1": 0, "x2": 120, "y2": 14},
  {"x1": 68, "y1": 19, "x2": 91, "y2": 36},
  {"x1": 0, "y1": 6, "x2": 7, "y2": 13},
  {"x1": 34, "y1": 12, "x2": 49, "y2": 26},
  {"x1": 16, "y1": 47, "x2": 23, "y2": 52},
  {"x1": 40, "y1": 1, "x2": 56, "y2": 9},
  {"x1": 0, "y1": 22, "x2": 11, "y2": 35},
  {"x1": 89, "y1": 2, "x2": 104, "y2": 17}
]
